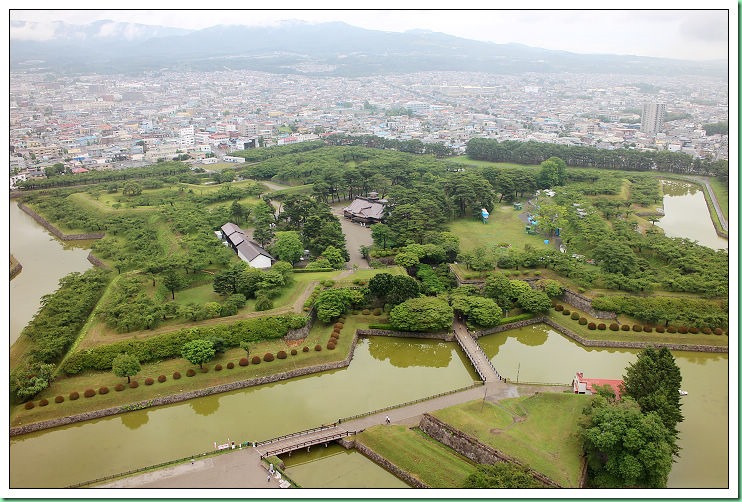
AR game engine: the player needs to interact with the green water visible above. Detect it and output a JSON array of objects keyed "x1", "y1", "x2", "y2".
[
  {"x1": 280, "y1": 444, "x2": 409, "y2": 488},
  {"x1": 657, "y1": 181, "x2": 728, "y2": 250},
  {"x1": 10, "y1": 337, "x2": 476, "y2": 487},
  {"x1": 9, "y1": 201, "x2": 93, "y2": 344},
  {"x1": 477, "y1": 324, "x2": 729, "y2": 488}
]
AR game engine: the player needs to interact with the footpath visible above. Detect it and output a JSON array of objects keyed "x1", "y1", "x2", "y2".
[{"x1": 100, "y1": 379, "x2": 565, "y2": 489}]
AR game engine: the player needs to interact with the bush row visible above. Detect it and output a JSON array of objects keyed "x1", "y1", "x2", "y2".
[{"x1": 62, "y1": 314, "x2": 308, "y2": 375}]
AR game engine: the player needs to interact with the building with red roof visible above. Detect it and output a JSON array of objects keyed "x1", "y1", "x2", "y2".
[{"x1": 572, "y1": 372, "x2": 623, "y2": 399}]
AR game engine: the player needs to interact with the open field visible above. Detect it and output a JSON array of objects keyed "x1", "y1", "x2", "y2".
[
  {"x1": 707, "y1": 177, "x2": 728, "y2": 221},
  {"x1": 431, "y1": 393, "x2": 585, "y2": 487},
  {"x1": 355, "y1": 425, "x2": 478, "y2": 488}
]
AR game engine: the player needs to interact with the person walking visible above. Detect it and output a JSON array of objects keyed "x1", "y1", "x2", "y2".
[{"x1": 385, "y1": 415, "x2": 391, "y2": 425}]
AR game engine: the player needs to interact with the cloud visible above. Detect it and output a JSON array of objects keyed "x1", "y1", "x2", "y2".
[
  {"x1": 9, "y1": 20, "x2": 57, "y2": 41},
  {"x1": 679, "y1": 11, "x2": 728, "y2": 43}
]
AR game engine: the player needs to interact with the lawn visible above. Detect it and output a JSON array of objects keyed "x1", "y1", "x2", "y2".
[
  {"x1": 707, "y1": 177, "x2": 728, "y2": 221},
  {"x1": 448, "y1": 205, "x2": 554, "y2": 253},
  {"x1": 11, "y1": 311, "x2": 375, "y2": 428},
  {"x1": 355, "y1": 425, "x2": 478, "y2": 488},
  {"x1": 431, "y1": 393, "x2": 586, "y2": 487}
]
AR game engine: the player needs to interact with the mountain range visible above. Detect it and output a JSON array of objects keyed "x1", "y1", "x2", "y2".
[{"x1": 10, "y1": 19, "x2": 727, "y2": 77}]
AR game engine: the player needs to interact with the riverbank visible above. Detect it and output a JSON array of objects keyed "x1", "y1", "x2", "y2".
[
  {"x1": 10, "y1": 254, "x2": 22, "y2": 280},
  {"x1": 17, "y1": 201, "x2": 105, "y2": 241}
]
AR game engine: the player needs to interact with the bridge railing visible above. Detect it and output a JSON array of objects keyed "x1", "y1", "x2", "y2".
[
  {"x1": 254, "y1": 423, "x2": 338, "y2": 448},
  {"x1": 453, "y1": 331, "x2": 487, "y2": 381},
  {"x1": 259, "y1": 431, "x2": 357, "y2": 458}
]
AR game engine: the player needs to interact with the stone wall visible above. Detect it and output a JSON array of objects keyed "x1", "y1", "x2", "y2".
[
  {"x1": 86, "y1": 252, "x2": 110, "y2": 269},
  {"x1": 11, "y1": 335, "x2": 360, "y2": 437},
  {"x1": 356, "y1": 329, "x2": 455, "y2": 342},
  {"x1": 354, "y1": 442, "x2": 428, "y2": 488},
  {"x1": 10, "y1": 261, "x2": 23, "y2": 280},
  {"x1": 559, "y1": 289, "x2": 615, "y2": 320},
  {"x1": 18, "y1": 202, "x2": 104, "y2": 241},
  {"x1": 471, "y1": 317, "x2": 545, "y2": 338},
  {"x1": 542, "y1": 318, "x2": 728, "y2": 353},
  {"x1": 285, "y1": 309, "x2": 315, "y2": 340},
  {"x1": 419, "y1": 414, "x2": 562, "y2": 488}
]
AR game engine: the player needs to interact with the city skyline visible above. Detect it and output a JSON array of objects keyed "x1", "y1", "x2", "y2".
[{"x1": 10, "y1": 4, "x2": 733, "y2": 62}]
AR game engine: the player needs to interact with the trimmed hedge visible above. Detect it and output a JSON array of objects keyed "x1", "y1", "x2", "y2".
[
  {"x1": 39, "y1": 398, "x2": 49, "y2": 407},
  {"x1": 99, "y1": 386, "x2": 110, "y2": 395},
  {"x1": 587, "y1": 322, "x2": 596, "y2": 330},
  {"x1": 714, "y1": 328, "x2": 723, "y2": 335},
  {"x1": 201, "y1": 366, "x2": 209, "y2": 373},
  {"x1": 115, "y1": 384, "x2": 125, "y2": 391},
  {"x1": 578, "y1": 318, "x2": 587, "y2": 325},
  {"x1": 656, "y1": 326, "x2": 665, "y2": 333},
  {"x1": 609, "y1": 323, "x2": 619, "y2": 331},
  {"x1": 263, "y1": 353, "x2": 275, "y2": 362},
  {"x1": 554, "y1": 304, "x2": 564, "y2": 311},
  {"x1": 25, "y1": 402, "x2": 35, "y2": 410},
  {"x1": 291, "y1": 349, "x2": 297, "y2": 356},
  {"x1": 621, "y1": 324, "x2": 630, "y2": 331},
  {"x1": 215, "y1": 364, "x2": 223, "y2": 371},
  {"x1": 239, "y1": 358, "x2": 249, "y2": 367},
  {"x1": 314, "y1": 344, "x2": 322, "y2": 351},
  {"x1": 173, "y1": 371, "x2": 182, "y2": 379},
  {"x1": 327, "y1": 342, "x2": 336, "y2": 350},
  {"x1": 667, "y1": 326, "x2": 678, "y2": 333},
  {"x1": 227, "y1": 362, "x2": 235, "y2": 369},
  {"x1": 277, "y1": 351, "x2": 287, "y2": 359},
  {"x1": 689, "y1": 327, "x2": 699, "y2": 334},
  {"x1": 570, "y1": 312, "x2": 579, "y2": 320},
  {"x1": 158, "y1": 374, "x2": 167, "y2": 382},
  {"x1": 84, "y1": 389, "x2": 96, "y2": 398},
  {"x1": 61, "y1": 314, "x2": 308, "y2": 375},
  {"x1": 303, "y1": 346, "x2": 309, "y2": 352},
  {"x1": 632, "y1": 324, "x2": 642, "y2": 332},
  {"x1": 643, "y1": 326, "x2": 653, "y2": 333},
  {"x1": 562, "y1": 309, "x2": 571, "y2": 315},
  {"x1": 251, "y1": 356, "x2": 261, "y2": 365},
  {"x1": 186, "y1": 369, "x2": 196, "y2": 377},
  {"x1": 145, "y1": 378, "x2": 155, "y2": 385},
  {"x1": 55, "y1": 395, "x2": 64, "y2": 403},
  {"x1": 129, "y1": 380, "x2": 139, "y2": 388},
  {"x1": 678, "y1": 326, "x2": 689, "y2": 334},
  {"x1": 597, "y1": 323, "x2": 606, "y2": 330}
]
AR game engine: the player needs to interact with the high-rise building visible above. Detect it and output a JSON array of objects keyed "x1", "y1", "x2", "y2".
[{"x1": 641, "y1": 102, "x2": 666, "y2": 134}]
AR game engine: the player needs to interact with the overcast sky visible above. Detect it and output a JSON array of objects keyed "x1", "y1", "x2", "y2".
[{"x1": 10, "y1": 3, "x2": 733, "y2": 61}]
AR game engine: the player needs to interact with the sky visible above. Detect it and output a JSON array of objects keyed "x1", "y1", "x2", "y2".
[{"x1": 9, "y1": 2, "x2": 734, "y2": 61}]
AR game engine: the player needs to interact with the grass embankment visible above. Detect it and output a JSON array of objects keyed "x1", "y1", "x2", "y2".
[
  {"x1": 355, "y1": 425, "x2": 478, "y2": 488},
  {"x1": 431, "y1": 393, "x2": 585, "y2": 487},
  {"x1": 10, "y1": 312, "x2": 378, "y2": 428},
  {"x1": 706, "y1": 177, "x2": 728, "y2": 222},
  {"x1": 546, "y1": 309, "x2": 728, "y2": 347}
]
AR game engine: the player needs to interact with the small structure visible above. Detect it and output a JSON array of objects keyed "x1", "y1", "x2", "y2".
[
  {"x1": 481, "y1": 208, "x2": 489, "y2": 224},
  {"x1": 572, "y1": 371, "x2": 622, "y2": 399},
  {"x1": 219, "y1": 222, "x2": 274, "y2": 269},
  {"x1": 342, "y1": 192, "x2": 387, "y2": 225},
  {"x1": 513, "y1": 202, "x2": 523, "y2": 211}
]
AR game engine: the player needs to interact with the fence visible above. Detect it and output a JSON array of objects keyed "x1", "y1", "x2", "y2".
[
  {"x1": 254, "y1": 423, "x2": 339, "y2": 448},
  {"x1": 259, "y1": 431, "x2": 357, "y2": 458}
]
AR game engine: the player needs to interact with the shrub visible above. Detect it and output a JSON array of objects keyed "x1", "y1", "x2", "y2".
[
  {"x1": 689, "y1": 327, "x2": 699, "y2": 334},
  {"x1": 201, "y1": 366, "x2": 209, "y2": 373},
  {"x1": 145, "y1": 378, "x2": 155, "y2": 385},
  {"x1": 327, "y1": 342, "x2": 336, "y2": 350},
  {"x1": 562, "y1": 309, "x2": 571, "y2": 315},
  {"x1": 667, "y1": 325, "x2": 677, "y2": 333},
  {"x1": 84, "y1": 389, "x2": 96, "y2": 398},
  {"x1": 263, "y1": 353, "x2": 275, "y2": 362},
  {"x1": 239, "y1": 358, "x2": 250, "y2": 367},
  {"x1": 570, "y1": 312, "x2": 579, "y2": 320},
  {"x1": 186, "y1": 369, "x2": 196, "y2": 377},
  {"x1": 214, "y1": 364, "x2": 222, "y2": 371},
  {"x1": 99, "y1": 386, "x2": 110, "y2": 395},
  {"x1": 554, "y1": 304, "x2": 564, "y2": 311},
  {"x1": 597, "y1": 323, "x2": 606, "y2": 330},
  {"x1": 24, "y1": 402, "x2": 35, "y2": 410},
  {"x1": 579, "y1": 318, "x2": 587, "y2": 325},
  {"x1": 158, "y1": 375, "x2": 167, "y2": 382},
  {"x1": 655, "y1": 326, "x2": 665, "y2": 333},
  {"x1": 332, "y1": 328, "x2": 340, "y2": 335},
  {"x1": 173, "y1": 371, "x2": 182, "y2": 379},
  {"x1": 678, "y1": 326, "x2": 688, "y2": 334},
  {"x1": 362, "y1": 309, "x2": 370, "y2": 315},
  {"x1": 643, "y1": 326, "x2": 653, "y2": 333},
  {"x1": 291, "y1": 349, "x2": 297, "y2": 356},
  {"x1": 632, "y1": 324, "x2": 642, "y2": 332},
  {"x1": 334, "y1": 322, "x2": 344, "y2": 329},
  {"x1": 303, "y1": 346, "x2": 310, "y2": 352},
  {"x1": 115, "y1": 384, "x2": 125, "y2": 391},
  {"x1": 331, "y1": 332, "x2": 339, "y2": 339},
  {"x1": 130, "y1": 380, "x2": 139, "y2": 388},
  {"x1": 372, "y1": 308, "x2": 382, "y2": 316},
  {"x1": 227, "y1": 362, "x2": 235, "y2": 369},
  {"x1": 587, "y1": 322, "x2": 596, "y2": 330},
  {"x1": 702, "y1": 327, "x2": 712, "y2": 335},
  {"x1": 315, "y1": 344, "x2": 322, "y2": 351},
  {"x1": 39, "y1": 398, "x2": 49, "y2": 407},
  {"x1": 277, "y1": 351, "x2": 287, "y2": 359},
  {"x1": 714, "y1": 328, "x2": 723, "y2": 335},
  {"x1": 55, "y1": 395, "x2": 64, "y2": 403},
  {"x1": 621, "y1": 324, "x2": 630, "y2": 331},
  {"x1": 609, "y1": 323, "x2": 619, "y2": 331},
  {"x1": 251, "y1": 356, "x2": 261, "y2": 365}
]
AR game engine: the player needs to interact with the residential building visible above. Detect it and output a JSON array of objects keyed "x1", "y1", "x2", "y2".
[{"x1": 641, "y1": 102, "x2": 666, "y2": 134}]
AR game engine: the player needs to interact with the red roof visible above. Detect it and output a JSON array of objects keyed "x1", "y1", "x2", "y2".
[{"x1": 573, "y1": 372, "x2": 622, "y2": 398}]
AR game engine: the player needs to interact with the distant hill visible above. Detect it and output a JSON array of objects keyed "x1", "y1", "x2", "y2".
[{"x1": 10, "y1": 20, "x2": 727, "y2": 78}]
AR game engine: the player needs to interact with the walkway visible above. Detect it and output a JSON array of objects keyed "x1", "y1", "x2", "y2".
[
  {"x1": 452, "y1": 318, "x2": 500, "y2": 382},
  {"x1": 686, "y1": 176, "x2": 728, "y2": 233},
  {"x1": 100, "y1": 379, "x2": 565, "y2": 489}
]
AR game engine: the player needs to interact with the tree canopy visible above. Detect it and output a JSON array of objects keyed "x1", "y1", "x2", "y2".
[
  {"x1": 112, "y1": 353, "x2": 141, "y2": 383},
  {"x1": 389, "y1": 296, "x2": 453, "y2": 332},
  {"x1": 181, "y1": 339, "x2": 216, "y2": 369}
]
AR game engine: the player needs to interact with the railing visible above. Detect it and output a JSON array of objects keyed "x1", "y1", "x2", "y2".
[
  {"x1": 454, "y1": 331, "x2": 487, "y2": 381},
  {"x1": 259, "y1": 431, "x2": 356, "y2": 458},
  {"x1": 254, "y1": 423, "x2": 338, "y2": 448},
  {"x1": 477, "y1": 345, "x2": 503, "y2": 381}
]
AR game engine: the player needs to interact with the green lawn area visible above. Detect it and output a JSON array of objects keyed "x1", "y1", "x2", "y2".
[
  {"x1": 355, "y1": 425, "x2": 478, "y2": 488},
  {"x1": 446, "y1": 156, "x2": 540, "y2": 170},
  {"x1": 449, "y1": 205, "x2": 554, "y2": 253},
  {"x1": 707, "y1": 177, "x2": 728, "y2": 221},
  {"x1": 431, "y1": 393, "x2": 586, "y2": 487}
]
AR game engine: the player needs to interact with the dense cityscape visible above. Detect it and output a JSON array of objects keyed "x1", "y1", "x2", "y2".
[{"x1": 10, "y1": 69, "x2": 728, "y2": 188}]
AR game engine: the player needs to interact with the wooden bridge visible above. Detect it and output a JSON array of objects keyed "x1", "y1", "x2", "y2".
[{"x1": 453, "y1": 318, "x2": 502, "y2": 382}]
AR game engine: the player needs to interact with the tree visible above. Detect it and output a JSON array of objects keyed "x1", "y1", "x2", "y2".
[
  {"x1": 464, "y1": 463, "x2": 543, "y2": 488},
  {"x1": 11, "y1": 362, "x2": 56, "y2": 401},
  {"x1": 535, "y1": 279, "x2": 564, "y2": 298},
  {"x1": 369, "y1": 272, "x2": 395, "y2": 299},
  {"x1": 389, "y1": 296, "x2": 453, "y2": 332},
  {"x1": 270, "y1": 231, "x2": 304, "y2": 265},
  {"x1": 592, "y1": 241, "x2": 637, "y2": 276},
  {"x1": 452, "y1": 295, "x2": 503, "y2": 327},
  {"x1": 112, "y1": 353, "x2": 141, "y2": 384},
  {"x1": 239, "y1": 340, "x2": 250, "y2": 357},
  {"x1": 371, "y1": 223, "x2": 393, "y2": 250},
  {"x1": 581, "y1": 396, "x2": 675, "y2": 488},
  {"x1": 537, "y1": 157, "x2": 567, "y2": 188},
  {"x1": 533, "y1": 200, "x2": 567, "y2": 237},
  {"x1": 621, "y1": 347, "x2": 684, "y2": 443},
  {"x1": 181, "y1": 339, "x2": 216, "y2": 369},
  {"x1": 230, "y1": 201, "x2": 245, "y2": 224},
  {"x1": 314, "y1": 288, "x2": 365, "y2": 322},
  {"x1": 484, "y1": 272, "x2": 514, "y2": 313},
  {"x1": 322, "y1": 245, "x2": 346, "y2": 269},
  {"x1": 386, "y1": 275, "x2": 422, "y2": 306},
  {"x1": 517, "y1": 289, "x2": 552, "y2": 314},
  {"x1": 163, "y1": 270, "x2": 186, "y2": 300},
  {"x1": 394, "y1": 251, "x2": 420, "y2": 272},
  {"x1": 122, "y1": 181, "x2": 142, "y2": 196}
]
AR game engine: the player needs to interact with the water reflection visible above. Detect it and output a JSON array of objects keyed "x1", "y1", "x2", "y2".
[
  {"x1": 366, "y1": 337, "x2": 452, "y2": 368},
  {"x1": 120, "y1": 410, "x2": 150, "y2": 430},
  {"x1": 656, "y1": 180, "x2": 727, "y2": 250},
  {"x1": 512, "y1": 325, "x2": 548, "y2": 347},
  {"x1": 189, "y1": 396, "x2": 221, "y2": 416}
]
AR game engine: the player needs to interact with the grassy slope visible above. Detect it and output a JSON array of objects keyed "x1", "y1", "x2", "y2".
[
  {"x1": 432, "y1": 393, "x2": 586, "y2": 487},
  {"x1": 355, "y1": 425, "x2": 477, "y2": 488},
  {"x1": 449, "y1": 205, "x2": 553, "y2": 253}
]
